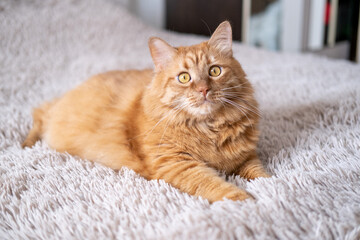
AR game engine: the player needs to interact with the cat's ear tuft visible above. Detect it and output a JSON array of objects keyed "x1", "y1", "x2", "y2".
[
  {"x1": 208, "y1": 21, "x2": 233, "y2": 57},
  {"x1": 148, "y1": 37, "x2": 177, "y2": 71}
]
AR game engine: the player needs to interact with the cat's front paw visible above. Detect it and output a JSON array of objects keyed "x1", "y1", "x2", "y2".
[
  {"x1": 245, "y1": 171, "x2": 272, "y2": 181},
  {"x1": 223, "y1": 190, "x2": 253, "y2": 201},
  {"x1": 258, "y1": 172, "x2": 272, "y2": 178}
]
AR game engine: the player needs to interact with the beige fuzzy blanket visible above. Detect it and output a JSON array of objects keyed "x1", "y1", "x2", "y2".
[{"x1": 1, "y1": 0, "x2": 360, "y2": 239}]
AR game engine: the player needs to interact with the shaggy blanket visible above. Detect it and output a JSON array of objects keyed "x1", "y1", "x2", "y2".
[{"x1": 1, "y1": 0, "x2": 360, "y2": 239}]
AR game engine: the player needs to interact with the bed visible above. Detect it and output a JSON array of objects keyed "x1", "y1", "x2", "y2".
[{"x1": 1, "y1": 0, "x2": 359, "y2": 239}]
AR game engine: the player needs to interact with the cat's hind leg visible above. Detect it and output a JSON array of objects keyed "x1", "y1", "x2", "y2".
[{"x1": 22, "y1": 101, "x2": 55, "y2": 148}]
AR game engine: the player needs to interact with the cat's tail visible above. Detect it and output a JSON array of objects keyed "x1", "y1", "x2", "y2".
[{"x1": 22, "y1": 101, "x2": 55, "y2": 148}]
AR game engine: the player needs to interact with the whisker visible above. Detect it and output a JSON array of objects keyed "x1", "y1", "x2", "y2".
[
  {"x1": 221, "y1": 98, "x2": 254, "y2": 130},
  {"x1": 224, "y1": 88, "x2": 254, "y2": 92},
  {"x1": 237, "y1": 98, "x2": 262, "y2": 115},
  {"x1": 235, "y1": 102, "x2": 260, "y2": 118},
  {"x1": 220, "y1": 83, "x2": 247, "y2": 91},
  {"x1": 222, "y1": 89, "x2": 253, "y2": 94},
  {"x1": 222, "y1": 92, "x2": 252, "y2": 98},
  {"x1": 218, "y1": 98, "x2": 226, "y2": 110},
  {"x1": 222, "y1": 95, "x2": 262, "y2": 116}
]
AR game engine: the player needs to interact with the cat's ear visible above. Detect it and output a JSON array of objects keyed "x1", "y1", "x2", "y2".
[
  {"x1": 148, "y1": 37, "x2": 177, "y2": 71},
  {"x1": 208, "y1": 21, "x2": 233, "y2": 57}
]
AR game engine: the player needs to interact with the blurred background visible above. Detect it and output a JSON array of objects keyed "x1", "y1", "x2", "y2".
[{"x1": 118, "y1": 0, "x2": 360, "y2": 63}]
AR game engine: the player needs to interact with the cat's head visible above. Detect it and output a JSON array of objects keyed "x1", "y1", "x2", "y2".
[{"x1": 147, "y1": 21, "x2": 254, "y2": 121}]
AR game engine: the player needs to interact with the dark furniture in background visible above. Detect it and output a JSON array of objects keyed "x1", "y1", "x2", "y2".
[
  {"x1": 166, "y1": 0, "x2": 360, "y2": 62},
  {"x1": 166, "y1": 0, "x2": 243, "y2": 40}
]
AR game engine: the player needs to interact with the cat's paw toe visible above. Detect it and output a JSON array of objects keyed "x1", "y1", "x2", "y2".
[
  {"x1": 260, "y1": 172, "x2": 272, "y2": 178},
  {"x1": 224, "y1": 191, "x2": 253, "y2": 201}
]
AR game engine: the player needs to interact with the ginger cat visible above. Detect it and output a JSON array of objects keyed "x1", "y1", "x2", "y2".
[{"x1": 23, "y1": 21, "x2": 270, "y2": 202}]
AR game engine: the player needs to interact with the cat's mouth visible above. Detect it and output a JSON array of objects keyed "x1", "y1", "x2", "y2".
[
  {"x1": 179, "y1": 94, "x2": 221, "y2": 116},
  {"x1": 186, "y1": 97, "x2": 220, "y2": 116},
  {"x1": 193, "y1": 97, "x2": 215, "y2": 107},
  {"x1": 199, "y1": 98, "x2": 214, "y2": 105}
]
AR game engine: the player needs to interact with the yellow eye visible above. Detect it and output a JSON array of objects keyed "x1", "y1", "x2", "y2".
[
  {"x1": 209, "y1": 66, "x2": 221, "y2": 77},
  {"x1": 178, "y1": 72, "x2": 191, "y2": 84}
]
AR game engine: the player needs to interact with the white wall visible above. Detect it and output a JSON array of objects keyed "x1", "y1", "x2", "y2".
[
  {"x1": 281, "y1": 0, "x2": 304, "y2": 52},
  {"x1": 308, "y1": 0, "x2": 326, "y2": 50}
]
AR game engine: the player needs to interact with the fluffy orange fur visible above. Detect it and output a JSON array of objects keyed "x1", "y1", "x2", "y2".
[{"x1": 23, "y1": 21, "x2": 270, "y2": 202}]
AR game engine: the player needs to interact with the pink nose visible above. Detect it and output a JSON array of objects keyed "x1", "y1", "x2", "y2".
[{"x1": 197, "y1": 87, "x2": 210, "y2": 97}]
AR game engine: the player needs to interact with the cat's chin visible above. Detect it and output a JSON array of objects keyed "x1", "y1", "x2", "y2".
[{"x1": 186, "y1": 101, "x2": 218, "y2": 116}]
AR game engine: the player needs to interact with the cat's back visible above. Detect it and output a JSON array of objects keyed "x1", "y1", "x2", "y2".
[
  {"x1": 85, "y1": 69, "x2": 153, "y2": 99},
  {"x1": 42, "y1": 69, "x2": 153, "y2": 152},
  {"x1": 49, "y1": 69, "x2": 153, "y2": 123},
  {"x1": 58, "y1": 69, "x2": 152, "y2": 110}
]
